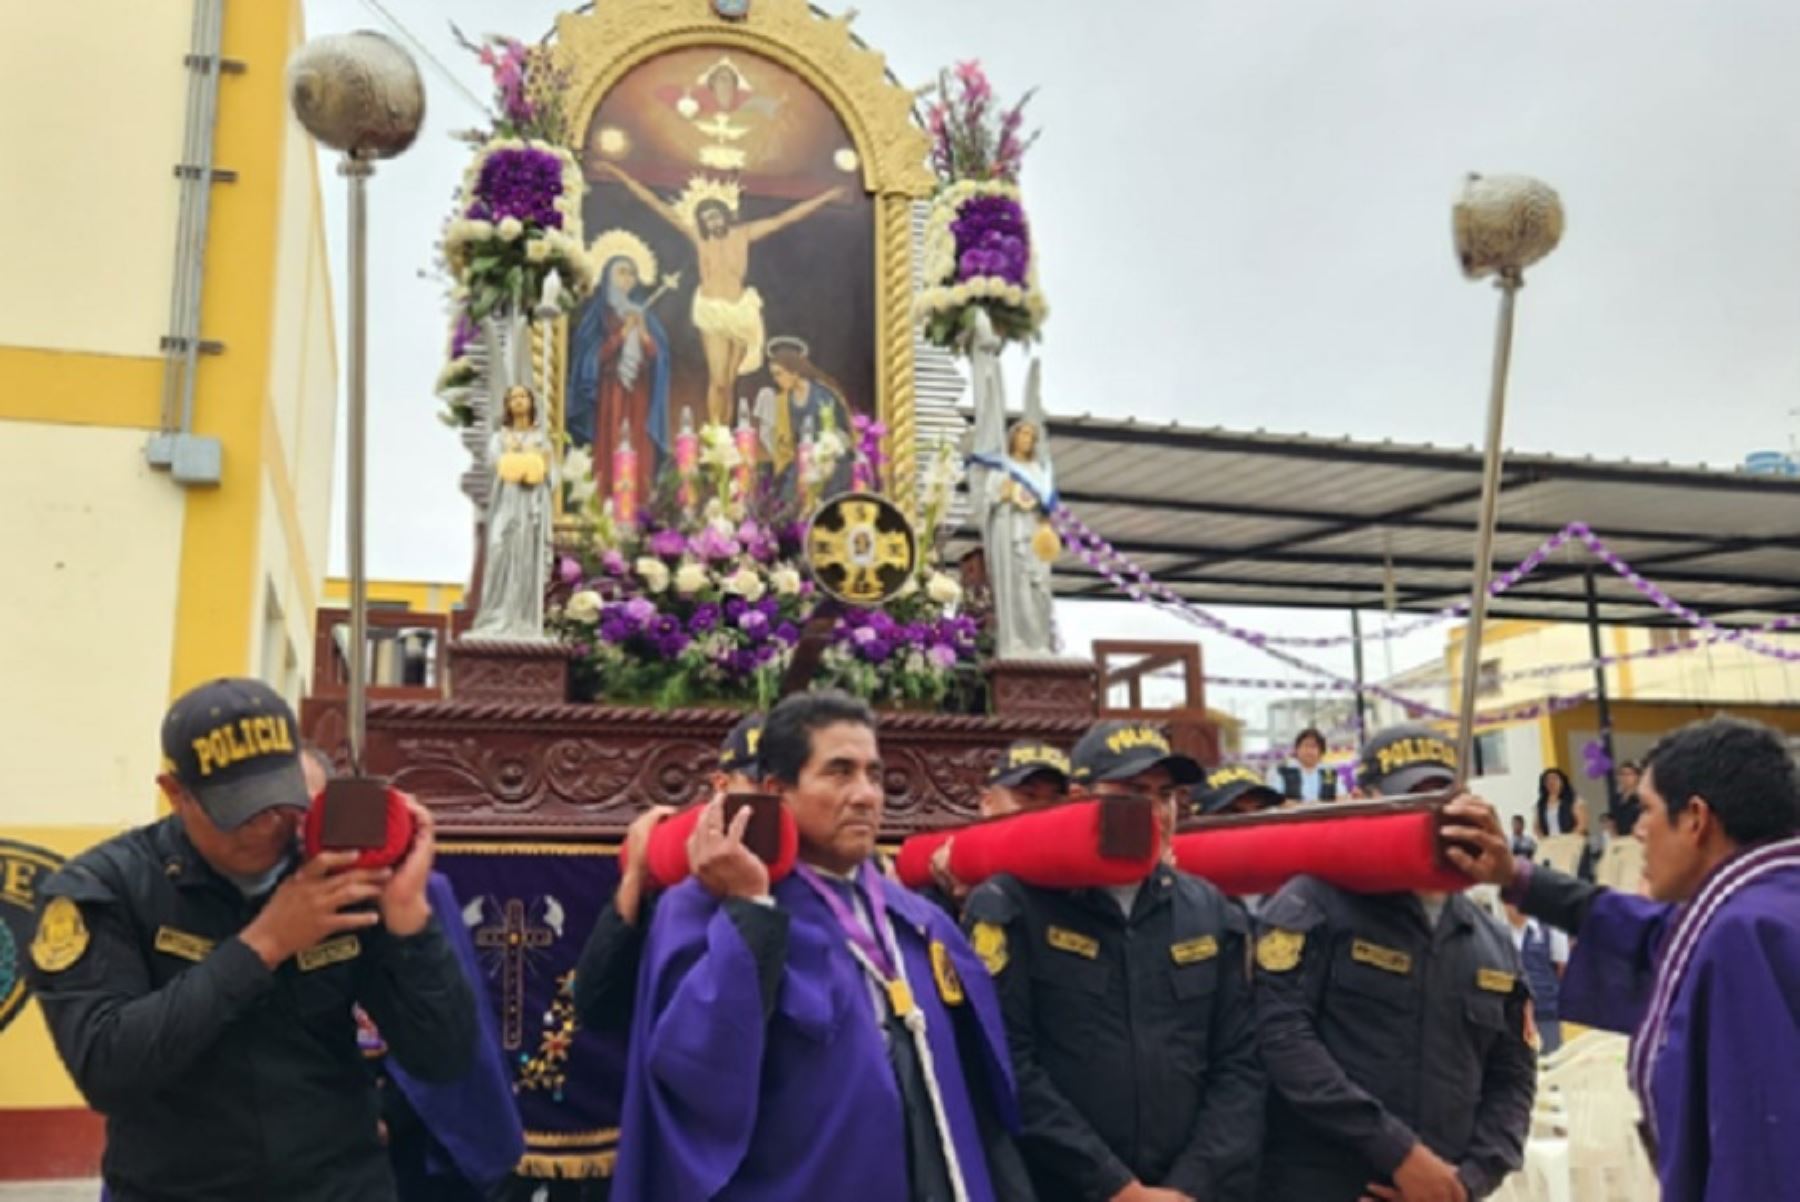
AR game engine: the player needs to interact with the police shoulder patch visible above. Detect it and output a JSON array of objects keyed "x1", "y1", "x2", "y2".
[
  {"x1": 1255, "y1": 927, "x2": 1305, "y2": 973},
  {"x1": 971, "y1": 921, "x2": 1009, "y2": 976},
  {"x1": 930, "y1": 939, "x2": 965, "y2": 1005},
  {"x1": 31, "y1": 897, "x2": 90, "y2": 973}
]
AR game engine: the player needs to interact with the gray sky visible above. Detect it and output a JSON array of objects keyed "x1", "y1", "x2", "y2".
[{"x1": 304, "y1": 0, "x2": 1800, "y2": 742}]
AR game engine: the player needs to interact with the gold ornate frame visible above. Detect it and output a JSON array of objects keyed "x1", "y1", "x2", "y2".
[{"x1": 551, "y1": 0, "x2": 934, "y2": 514}]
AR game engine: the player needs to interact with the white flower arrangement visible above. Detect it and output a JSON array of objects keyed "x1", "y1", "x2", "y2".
[{"x1": 914, "y1": 178, "x2": 1047, "y2": 349}]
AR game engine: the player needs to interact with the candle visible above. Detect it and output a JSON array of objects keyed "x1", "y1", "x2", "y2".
[
  {"x1": 734, "y1": 398, "x2": 757, "y2": 500},
  {"x1": 794, "y1": 413, "x2": 815, "y2": 508},
  {"x1": 675, "y1": 407, "x2": 698, "y2": 512},
  {"x1": 612, "y1": 419, "x2": 638, "y2": 528}
]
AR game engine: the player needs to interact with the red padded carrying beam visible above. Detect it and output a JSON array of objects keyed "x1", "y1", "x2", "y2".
[
  {"x1": 941, "y1": 800, "x2": 1160, "y2": 890},
  {"x1": 1173, "y1": 802, "x2": 1468, "y2": 896},
  {"x1": 629, "y1": 803, "x2": 801, "y2": 889}
]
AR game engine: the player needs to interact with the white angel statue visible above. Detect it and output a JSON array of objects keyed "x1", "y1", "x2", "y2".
[
  {"x1": 469, "y1": 380, "x2": 557, "y2": 640},
  {"x1": 967, "y1": 307, "x2": 1058, "y2": 658}
]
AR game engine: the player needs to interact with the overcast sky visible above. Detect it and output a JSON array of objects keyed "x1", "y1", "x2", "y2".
[{"x1": 303, "y1": 0, "x2": 1800, "y2": 743}]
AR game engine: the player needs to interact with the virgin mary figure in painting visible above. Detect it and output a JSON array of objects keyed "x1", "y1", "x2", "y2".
[
  {"x1": 969, "y1": 307, "x2": 1058, "y2": 658},
  {"x1": 764, "y1": 335, "x2": 853, "y2": 504},
  {"x1": 568, "y1": 230, "x2": 673, "y2": 496},
  {"x1": 470, "y1": 384, "x2": 556, "y2": 640}
]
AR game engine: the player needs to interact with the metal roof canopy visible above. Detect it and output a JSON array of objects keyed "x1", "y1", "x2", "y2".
[{"x1": 956, "y1": 415, "x2": 1800, "y2": 628}]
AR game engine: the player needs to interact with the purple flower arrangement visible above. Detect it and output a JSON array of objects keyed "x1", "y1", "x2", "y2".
[
  {"x1": 550, "y1": 493, "x2": 982, "y2": 710},
  {"x1": 951, "y1": 194, "x2": 1030, "y2": 286},
  {"x1": 467, "y1": 147, "x2": 568, "y2": 229}
]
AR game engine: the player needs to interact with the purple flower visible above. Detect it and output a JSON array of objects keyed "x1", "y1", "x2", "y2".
[
  {"x1": 471, "y1": 147, "x2": 567, "y2": 229},
  {"x1": 775, "y1": 622, "x2": 800, "y2": 645},
  {"x1": 623, "y1": 597, "x2": 657, "y2": 625},
  {"x1": 739, "y1": 610, "x2": 769, "y2": 637},
  {"x1": 556, "y1": 555, "x2": 582, "y2": 586},
  {"x1": 599, "y1": 617, "x2": 627, "y2": 644},
  {"x1": 928, "y1": 644, "x2": 958, "y2": 669},
  {"x1": 450, "y1": 314, "x2": 479, "y2": 359},
  {"x1": 601, "y1": 550, "x2": 628, "y2": 576},
  {"x1": 649, "y1": 529, "x2": 688, "y2": 559},
  {"x1": 724, "y1": 597, "x2": 747, "y2": 621},
  {"x1": 689, "y1": 602, "x2": 721, "y2": 633},
  {"x1": 693, "y1": 525, "x2": 741, "y2": 561},
  {"x1": 852, "y1": 626, "x2": 879, "y2": 646}
]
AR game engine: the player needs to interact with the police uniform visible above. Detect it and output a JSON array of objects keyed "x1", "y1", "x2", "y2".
[
  {"x1": 29, "y1": 679, "x2": 476, "y2": 1202},
  {"x1": 573, "y1": 713, "x2": 766, "y2": 1036},
  {"x1": 1252, "y1": 725, "x2": 1534, "y2": 1202},
  {"x1": 964, "y1": 721, "x2": 1264, "y2": 1202}
]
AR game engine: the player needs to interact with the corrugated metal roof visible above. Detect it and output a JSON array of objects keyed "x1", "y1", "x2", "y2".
[{"x1": 954, "y1": 414, "x2": 1800, "y2": 627}]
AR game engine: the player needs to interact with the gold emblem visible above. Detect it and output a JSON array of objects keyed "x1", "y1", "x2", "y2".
[
  {"x1": 1351, "y1": 939, "x2": 1414, "y2": 976},
  {"x1": 1171, "y1": 935, "x2": 1219, "y2": 965},
  {"x1": 1477, "y1": 968, "x2": 1517, "y2": 994},
  {"x1": 30, "y1": 897, "x2": 89, "y2": 973},
  {"x1": 296, "y1": 934, "x2": 361, "y2": 972},
  {"x1": 1046, "y1": 925, "x2": 1099, "y2": 960},
  {"x1": 885, "y1": 978, "x2": 918, "y2": 1018},
  {"x1": 971, "y1": 921, "x2": 1009, "y2": 976},
  {"x1": 1255, "y1": 928, "x2": 1305, "y2": 973},
  {"x1": 930, "y1": 940, "x2": 965, "y2": 1005},
  {"x1": 805, "y1": 494, "x2": 919, "y2": 606},
  {"x1": 153, "y1": 927, "x2": 216, "y2": 963}
]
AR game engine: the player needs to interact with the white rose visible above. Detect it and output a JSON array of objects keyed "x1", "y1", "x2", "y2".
[
  {"x1": 465, "y1": 219, "x2": 494, "y2": 241},
  {"x1": 565, "y1": 590, "x2": 602, "y2": 624},
  {"x1": 635, "y1": 557, "x2": 671, "y2": 593},
  {"x1": 723, "y1": 567, "x2": 767, "y2": 602},
  {"x1": 498, "y1": 217, "x2": 524, "y2": 242},
  {"x1": 771, "y1": 567, "x2": 802, "y2": 596},
  {"x1": 675, "y1": 562, "x2": 709, "y2": 596},
  {"x1": 926, "y1": 572, "x2": 962, "y2": 606},
  {"x1": 896, "y1": 575, "x2": 920, "y2": 599},
  {"x1": 526, "y1": 238, "x2": 551, "y2": 263}
]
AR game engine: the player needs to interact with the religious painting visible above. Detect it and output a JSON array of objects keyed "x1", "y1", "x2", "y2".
[{"x1": 566, "y1": 46, "x2": 877, "y2": 509}]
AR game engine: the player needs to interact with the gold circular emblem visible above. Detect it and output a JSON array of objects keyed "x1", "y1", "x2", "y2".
[
  {"x1": 30, "y1": 897, "x2": 90, "y2": 974},
  {"x1": 1255, "y1": 928, "x2": 1305, "y2": 974},
  {"x1": 804, "y1": 492, "x2": 918, "y2": 607}
]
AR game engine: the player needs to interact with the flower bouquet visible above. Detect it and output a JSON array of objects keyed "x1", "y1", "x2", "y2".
[
  {"x1": 549, "y1": 430, "x2": 983, "y2": 711},
  {"x1": 915, "y1": 61, "x2": 1048, "y2": 349}
]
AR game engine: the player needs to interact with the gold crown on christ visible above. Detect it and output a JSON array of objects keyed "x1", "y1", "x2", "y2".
[
  {"x1": 673, "y1": 175, "x2": 743, "y2": 230},
  {"x1": 587, "y1": 228, "x2": 659, "y2": 290}
]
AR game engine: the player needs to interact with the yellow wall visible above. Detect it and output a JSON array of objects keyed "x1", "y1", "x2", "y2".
[
  {"x1": 324, "y1": 577, "x2": 469, "y2": 615},
  {"x1": 0, "y1": 0, "x2": 333, "y2": 1118},
  {"x1": 0, "y1": 425, "x2": 187, "y2": 828},
  {"x1": 0, "y1": 8, "x2": 188, "y2": 358}
]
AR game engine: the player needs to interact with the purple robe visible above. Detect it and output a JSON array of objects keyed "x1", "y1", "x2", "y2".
[
  {"x1": 612, "y1": 870, "x2": 1020, "y2": 1202},
  {"x1": 1556, "y1": 861, "x2": 1800, "y2": 1202}
]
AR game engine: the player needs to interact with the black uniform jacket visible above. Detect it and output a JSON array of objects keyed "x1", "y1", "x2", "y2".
[
  {"x1": 964, "y1": 864, "x2": 1265, "y2": 1202},
  {"x1": 28, "y1": 817, "x2": 477, "y2": 1202},
  {"x1": 1252, "y1": 876, "x2": 1535, "y2": 1202}
]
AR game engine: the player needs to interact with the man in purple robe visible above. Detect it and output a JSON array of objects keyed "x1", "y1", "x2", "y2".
[
  {"x1": 1443, "y1": 715, "x2": 1800, "y2": 1202},
  {"x1": 612, "y1": 690, "x2": 1034, "y2": 1202}
]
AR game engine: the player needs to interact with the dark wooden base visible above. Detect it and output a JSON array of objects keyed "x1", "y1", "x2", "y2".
[
  {"x1": 983, "y1": 658, "x2": 1099, "y2": 722},
  {"x1": 299, "y1": 696, "x2": 1093, "y2": 839},
  {"x1": 448, "y1": 638, "x2": 573, "y2": 704}
]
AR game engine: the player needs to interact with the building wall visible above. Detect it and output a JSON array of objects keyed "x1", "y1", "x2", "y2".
[
  {"x1": 323, "y1": 577, "x2": 469, "y2": 615},
  {"x1": 0, "y1": 0, "x2": 334, "y2": 1151}
]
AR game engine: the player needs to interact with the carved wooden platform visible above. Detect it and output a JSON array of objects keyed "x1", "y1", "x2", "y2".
[{"x1": 300, "y1": 696, "x2": 1093, "y2": 839}]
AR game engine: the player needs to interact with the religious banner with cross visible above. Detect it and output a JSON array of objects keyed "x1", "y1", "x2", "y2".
[{"x1": 435, "y1": 842, "x2": 626, "y2": 1181}]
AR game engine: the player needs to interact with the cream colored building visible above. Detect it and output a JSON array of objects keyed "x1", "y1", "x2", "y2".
[{"x1": 0, "y1": 2, "x2": 335, "y2": 1166}]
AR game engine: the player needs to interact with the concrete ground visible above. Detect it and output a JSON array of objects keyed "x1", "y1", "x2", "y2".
[{"x1": 0, "y1": 1184, "x2": 99, "y2": 1200}]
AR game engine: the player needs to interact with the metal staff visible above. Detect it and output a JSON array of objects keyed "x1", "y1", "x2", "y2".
[
  {"x1": 1450, "y1": 173, "x2": 1564, "y2": 776},
  {"x1": 288, "y1": 31, "x2": 425, "y2": 771}
]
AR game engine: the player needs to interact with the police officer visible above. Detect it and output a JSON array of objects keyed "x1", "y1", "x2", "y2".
[
  {"x1": 572, "y1": 712, "x2": 766, "y2": 1035},
  {"x1": 923, "y1": 740, "x2": 1073, "y2": 914},
  {"x1": 1252, "y1": 724, "x2": 1534, "y2": 1202},
  {"x1": 1192, "y1": 764, "x2": 1288, "y2": 818},
  {"x1": 965, "y1": 720, "x2": 1264, "y2": 1202},
  {"x1": 29, "y1": 678, "x2": 477, "y2": 1201}
]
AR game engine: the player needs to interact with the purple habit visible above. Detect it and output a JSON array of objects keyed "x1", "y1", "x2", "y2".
[
  {"x1": 612, "y1": 869, "x2": 1020, "y2": 1202},
  {"x1": 1554, "y1": 856, "x2": 1800, "y2": 1202}
]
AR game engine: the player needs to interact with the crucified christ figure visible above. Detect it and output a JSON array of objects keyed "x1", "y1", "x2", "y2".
[{"x1": 598, "y1": 162, "x2": 847, "y2": 426}]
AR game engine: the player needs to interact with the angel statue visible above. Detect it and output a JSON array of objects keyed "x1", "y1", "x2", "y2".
[
  {"x1": 968, "y1": 307, "x2": 1058, "y2": 658},
  {"x1": 469, "y1": 382, "x2": 557, "y2": 640}
]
